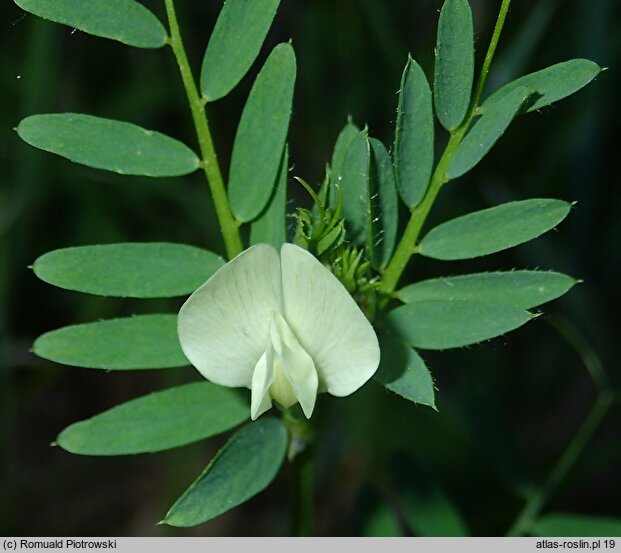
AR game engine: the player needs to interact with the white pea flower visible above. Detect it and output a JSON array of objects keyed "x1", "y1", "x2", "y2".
[{"x1": 178, "y1": 243, "x2": 380, "y2": 420}]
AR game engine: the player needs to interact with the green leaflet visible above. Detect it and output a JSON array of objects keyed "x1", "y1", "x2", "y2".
[
  {"x1": 398, "y1": 271, "x2": 577, "y2": 310},
  {"x1": 447, "y1": 86, "x2": 532, "y2": 179},
  {"x1": 340, "y1": 130, "x2": 371, "y2": 245},
  {"x1": 17, "y1": 114, "x2": 199, "y2": 177},
  {"x1": 33, "y1": 243, "x2": 224, "y2": 298},
  {"x1": 329, "y1": 121, "x2": 360, "y2": 207},
  {"x1": 250, "y1": 146, "x2": 288, "y2": 249},
  {"x1": 483, "y1": 59, "x2": 602, "y2": 113},
  {"x1": 58, "y1": 382, "x2": 248, "y2": 455},
  {"x1": 13, "y1": 0, "x2": 167, "y2": 48},
  {"x1": 434, "y1": 0, "x2": 474, "y2": 130},
  {"x1": 363, "y1": 504, "x2": 403, "y2": 537},
  {"x1": 532, "y1": 514, "x2": 621, "y2": 537},
  {"x1": 369, "y1": 138, "x2": 398, "y2": 269},
  {"x1": 33, "y1": 315, "x2": 188, "y2": 369},
  {"x1": 394, "y1": 56, "x2": 434, "y2": 208},
  {"x1": 385, "y1": 300, "x2": 535, "y2": 350},
  {"x1": 201, "y1": 0, "x2": 281, "y2": 102},
  {"x1": 418, "y1": 199, "x2": 572, "y2": 260},
  {"x1": 228, "y1": 44, "x2": 296, "y2": 222},
  {"x1": 375, "y1": 333, "x2": 435, "y2": 409},
  {"x1": 163, "y1": 417, "x2": 287, "y2": 527},
  {"x1": 401, "y1": 475, "x2": 470, "y2": 536}
]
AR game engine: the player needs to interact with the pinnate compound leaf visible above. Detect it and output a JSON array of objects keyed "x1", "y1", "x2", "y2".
[
  {"x1": 17, "y1": 114, "x2": 199, "y2": 177},
  {"x1": 398, "y1": 271, "x2": 577, "y2": 310},
  {"x1": 250, "y1": 146, "x2": 288, "y2": 249},
  {"x1": 532, "y1": 514, "x2": 621, "y2": 537},
  {"x1": 58, "y1": 382, "x2": 248, "y2": 455},
  {"x1": 375, "y1": 333, "x2": 435, "y2": 409},
  {"x1": 394, "y1": 56, "x2": 434, "y2": 208},
  {"x1": 418, "y1": 199, "x2": 572, "y2": 260},
  {"x1": 340, "y1": 130, "x2": 371, "y2": 245},
  {"x1": 229, "y1": 44, "x2": 296, "y2": 222},
  {"x1": 33, "y1": 315, "x2": 188, "y2": 369},
  {"x1": 201, "y1": 0, "x2": 281, "y2": 102},
  {"x1": 385, "y1": 300, "x2": 534, "y2": 350},
  {"x1": 369, "y1": 138, "x2": 398, "y2": 269},
  {"x1": 434, "y1": 0, "x2": 474, "y2": 130},
  {"x1": 13, "y1": 0, "x2": 167, "y2": 48},
  {"x1": 329, "y1": 121, "x2": 360, "y2": 206},
  {"x1": 33, "y1": 243, "x2": 224, "y2": 298},
  {"x1": 447, "y1": 86, "x2": 532, "y2": 179},
  {"x1": 483, "y1": 59, "x2": 603, "y2": 114},
  {"x1": 163, "y1": 417, "x2": 287, "y2": 527}
]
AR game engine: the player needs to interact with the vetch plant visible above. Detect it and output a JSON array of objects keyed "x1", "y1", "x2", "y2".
[{"x1": 14, "y1": 0, "x2": 615, "y2": 535}]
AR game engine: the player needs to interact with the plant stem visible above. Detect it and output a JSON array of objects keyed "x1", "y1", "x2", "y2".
[
  {"x1": 506, "y1": 391, "x2": 614, "y2": 537},
  {"x1": 380, "y1": 0, "x2": 513, "y2": 297},
  {"x1": 291, "y1": 447, "x2": 314, "y2": 536},
  {"x1": 163, "y1": 0, "x2": 243, "y2": 260},
  {"x1": 470, "y1": 0, "x2": 513, "y2": 111},
  {"x1": 506, "y1": 316, "x2": 616, "y2": 536},
  {"x1": 548, "y1": 315, "x2": 611, "y2": 392}
]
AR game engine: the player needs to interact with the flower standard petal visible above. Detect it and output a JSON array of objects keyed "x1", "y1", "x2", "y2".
[
  {"x1": 279, "y1": 244, "x2": 380, "y2": 396},
  {"x1": 178, "y1": 244, "x2": 283, "y2": 388}
]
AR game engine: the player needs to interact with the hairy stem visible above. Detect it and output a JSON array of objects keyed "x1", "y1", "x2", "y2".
[
  {"x1": 163, "y1": 0, "x2": 243, "y2": 259},
  {"x1": 380, "y1": 0, "x2": 513, "y2": 297}
]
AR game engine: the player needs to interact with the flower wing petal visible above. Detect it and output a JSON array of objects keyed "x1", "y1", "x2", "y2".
[
  {"x1": 250, "y1": 351, "x2": 274, "y2": 420},
  {"x1": 280, "y1": 244, "x2": 380, "y2": 396},
  {"x1": 178, "y1": 244, "x2": 283, "y2": 387}
]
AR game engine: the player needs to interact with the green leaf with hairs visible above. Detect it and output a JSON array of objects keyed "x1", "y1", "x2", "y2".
[
  {"x1": 398, "y1": 271, "x2": 577, "y2": 309},
  {"x1": 369, "y1": 138, "x2": 398, "y2": 269},
  {"x1": 58, "y1": 382, "x2": 248, "y2": 455},
  {"x1": 418, "y1": 199, "x2": 572, "y2": 260},
  {"x1": 385, "y1": 300, "x2": 535, "y2": 350},
  {"x1": 228, "y1": 44, "x2": 296, "y2": 222},
  {"x1": 483, "y1": 59, "x2": 602, "y2": 113},
  {"x1": 201, "y1": 0, "x2": 281, "y2": 102},
  {"x1": 163, "y1": 418, "x2": 287, "y2": 527},
  {"x1": 17, "y1": 114, "x2": 199, "y2": 177},
  {"x1": 434, "y1": 0, "x2": 474, "y2": 130},
  {"x1": 33, "y1": 315, "x2": 188, "y2": 369},
  {"x1": 329, "y1": 121, "x2": 360, "y2": 206},
  {"x1": 250, "y1": 146, "x2": 288, "y2": 249},
  {"x1": 340, "y1": 130, "x2": 371, "y2": 245},
  {"x1": 13, "y1": 0, "x2": 167, "y2": 48},
  {"x1": 33, "y1": 243, "x2": 224, "y2": 298},
  {"x1": 375, "y1": 333, "x2": 435, "y2": 408},
  {"x1": 394, "y1": 56, "x2": 434, "y2": 208}
]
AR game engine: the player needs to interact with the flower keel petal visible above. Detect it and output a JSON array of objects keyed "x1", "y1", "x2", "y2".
[{"x1": 269, "y1": 311, "x2": 318, "y2": 418}]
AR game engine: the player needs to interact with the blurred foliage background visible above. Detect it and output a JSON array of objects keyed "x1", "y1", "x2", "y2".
[{"x1": 1, "y1": 0, "x2": 620, "y2": 536}]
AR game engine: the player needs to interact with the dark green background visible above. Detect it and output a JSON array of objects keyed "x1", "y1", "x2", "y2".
[{"x1": 1, "y1": 0, "x2": 619, "y2": 536}]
